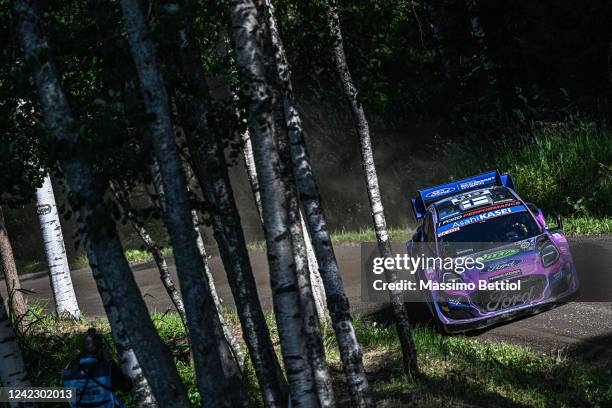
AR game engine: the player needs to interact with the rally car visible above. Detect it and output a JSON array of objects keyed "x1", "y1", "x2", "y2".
[{"x1": 407, "y1": 170, "x2": 579, "y2": 333}]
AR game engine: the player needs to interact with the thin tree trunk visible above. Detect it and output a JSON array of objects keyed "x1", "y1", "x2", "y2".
[
  {"x1": 110, "y1": 183, "x2": 187, "y2": 326},
  {"x1": 241, "y1": 131, "x2": 264, "y2": 223},
  {"x1": 15, "y1": 2, "x2": 192, "y2": 405},
  {"x1": 151, "y1": 159, "x2": 243, "y2": 370},
  {"x1": 230, "y1": 1, "x2": 320, "y2": 405},
  {"x1": 0, "y1": 292, "x2": 32, "y2": 408},
  {"x1": 119, "y1": 1, "x2": 247, "y2": 406},
  {"x1": 191, "y1": 209, "x2": 245, "y2": 368},
  {"x1": 261, "y1": 1, "x2": 374, "y2": 406},
  {"x1": 35, "y1": 173, "x2": 80, "y2": 319},
  {"x1": 300, "y1": 212, "x2": 329, "y2": 324},
  {"x1": 326, "y1": 0, "x2": 418, "y2": 377},
  {"x1": 86, "y1": 241, "x2": 157, "y2": 408},
  {"x1": 0, "y1": 206, "x2": 27, "y2": 324},
  {"x1": 176, "y1": 20, "x2": 289, "y2": 407},
  {"x1": 262, "y1": 3, "x2": 334, "y2": 404}
]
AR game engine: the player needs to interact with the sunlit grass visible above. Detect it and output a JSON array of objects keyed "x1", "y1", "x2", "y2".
[{"x1": 16, "y1": 309, "x2": 612, "y2": 407}]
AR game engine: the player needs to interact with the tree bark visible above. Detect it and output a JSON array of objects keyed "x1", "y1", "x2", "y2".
[
  {"x1": 326, "y1": 0, "x2": 418, "y2": 377},
  {"x1": 230, "y1": 1, "x2": 320, "y2": 406},
  {"x1": 0, "y1": 206, "x2": 27, "y2": 324},
  {"x1": 14, "y1": 1, "x2": 191, "y2": 406},
  {"x1": 262, "y1": 2, "x2": 334, "y2": 405},
  {"x1": 110, "y1": 183, "x2": 187, "y2": 326},
  {"x1": 86, "y1": 241, "x2": 157, "y2": 408},
  {"x1": 191, "y1": 208, "x2": 245, "y2": 368},
  {"x1": 35, "y1": 173, "x2": 80, "y2": 319},
  {"x1": 0, "y1": 292, "x2": 32, "y2": 408},
  {"x1": 259, "y1": 1, "x2": 374, "y2": 405},
  {"x1": 180, "y1": 38, "x2": 288, "y2": 406},
  {"x1": 176, "y1": 19, "x2": 289, "y2": 407},
  {"x1": 119, "y1": 1, "x2": 247, "y2": 406},
  {"x1": 151, "y1": 159, "x2": 244, "y2": 370}
]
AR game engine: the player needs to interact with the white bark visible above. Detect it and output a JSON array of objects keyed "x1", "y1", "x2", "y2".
[
  {"x1": 35, "y1": 173, "x2": 80, "y2": 319},
  {"x1": 243, "y1": 133, "x2": 329, "y2": 326},
  {"x1": 88, "y1": 243, "x2": 157, "y2": 408},
  {"x1": 191, "y1": 210, "x2": 245, "y2": 368},
  {"x1": 301, "y1": 212, "x2": 329, "y2": 324},
  {"x1": 0, "y1": 294, "x2": 32, "y2": 408}
]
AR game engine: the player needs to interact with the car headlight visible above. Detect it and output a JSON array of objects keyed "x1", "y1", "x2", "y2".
[{"x1": 540, "y1": 244, "x2": 559, "y2": 267}]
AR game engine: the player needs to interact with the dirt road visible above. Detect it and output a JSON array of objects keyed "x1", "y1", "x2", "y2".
[{"x1": 7, "y1": 235, "x2": 612, "y2": 364}]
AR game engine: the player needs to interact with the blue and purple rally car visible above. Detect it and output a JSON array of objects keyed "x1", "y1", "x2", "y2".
[{"x1": 407, "y1": 171, "x2": 579, "y2": 333}]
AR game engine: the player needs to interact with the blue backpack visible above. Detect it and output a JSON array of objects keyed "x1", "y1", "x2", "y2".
[{"x1": 62, "y1": 357, "x2": 126, "y2": 408}]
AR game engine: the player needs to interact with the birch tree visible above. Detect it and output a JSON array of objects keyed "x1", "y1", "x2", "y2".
[
  {"x1": 151, "y1": 159, "x2": 244, "y2": 369},
  {"x1": 229, "y1": 0, "x2": 320, "y2": 405},
  {"x1": 110, "y1": 182, "x2": 187, "y2": 326},
  {"x1": 0, "y1": 291, "x2": 32, "y2": 406},
  {"x1": 326, "y1": 0, "x2": 418, "y2": 376},
  {"x1": 260, "y1": 3, "x2": 334, "y2": 404},
  {"x1": 35, "y1": 173, "x2": 80, "y2": 319},
  {"x1": 0, "y1": 206, "x2": 27, "y2": 322},
  {"x1": 85, "y1": 241, "x2": 157, "y2": 408},
  {"x1": 175, "y1": 19, "x2": 289, "y2": 407},
  {"x1": 242, "y1": 132, "x2": 329, "y2": 325},
  {"x1": 257, "y1": 1, "x2": 374, "y2": 405},
  {"x1": 119, "y1": 1, "x2": 247, "y2": 405},
  {"x1": 14, "y1": 1, "x2": 191, "y2": 405}
]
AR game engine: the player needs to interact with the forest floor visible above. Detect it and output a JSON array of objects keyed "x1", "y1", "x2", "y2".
[{"x1": 17, "y1": 308, "x2": 612, "y2": 408}]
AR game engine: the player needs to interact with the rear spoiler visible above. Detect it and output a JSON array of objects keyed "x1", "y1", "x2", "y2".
[{"x1": 410, "y1": 170, "x2": 516, "y2": 221}]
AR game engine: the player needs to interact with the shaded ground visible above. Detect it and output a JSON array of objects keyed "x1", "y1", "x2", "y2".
[{"x1": 5, "y1": 235, "x2": 612, "y2": 366}]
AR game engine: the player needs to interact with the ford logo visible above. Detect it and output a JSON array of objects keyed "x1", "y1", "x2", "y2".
[
  {"x1": 425, "y1": 187, "x2": 456, "y2": 199},
  {"x1": 483, "y1": 258, "x2": 522, "y2": 273}
]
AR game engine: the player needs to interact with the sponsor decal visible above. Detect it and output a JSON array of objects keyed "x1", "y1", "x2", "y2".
[
  {"x1": 458, "y1": 176, "x2": 495, "y2": 190},
  {"x1": 425, "y1": 187, "x2": 456, "y2": 199},
  {"x1": 439, "y1": 201, "x2": 521, "y2": 226},
  {"x1": 489, "y1": 269, "x2": 522, "y2": 282},
  {"x1": 477, "y1": 248, "x2": 520, "y2": 263},
  {"x1": 437, "y1": 227, "x2": 459, "y2": 238},
  {"x1": 436, "y1": 205, "x2": 528, "y2": 234},
  {"x1": 483, "y1": 258, "x2": 522, "y2": 273},
  {"x1": 439, "y1": 214, "x2": 462, "y2": 224}
]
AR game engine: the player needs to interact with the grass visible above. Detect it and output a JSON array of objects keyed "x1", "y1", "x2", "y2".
[
  {"x1": 14, "y1": 248, "x2": 173, "y2": 276},
  {"x1": 449, "y1": 122, "x2": 612, "y2": 218},
  {"x1": 15, "y1": 308, "x2": 612, "y2": 407}
]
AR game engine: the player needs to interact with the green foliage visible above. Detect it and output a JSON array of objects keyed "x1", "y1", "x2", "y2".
[
  {"x1": 450, "y1": 123, "x2": 612, "y2": 217},
  {"x1": 18, "y1": 310, "x2": 612, "y2": 407}
]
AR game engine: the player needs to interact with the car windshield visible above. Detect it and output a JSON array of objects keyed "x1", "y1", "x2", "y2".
[{"x1": 438, "y1": 210, "x2": 540, "y2": 244}]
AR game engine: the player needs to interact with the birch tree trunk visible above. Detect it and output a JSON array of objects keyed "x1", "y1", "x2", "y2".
[
  {"x1": 191, "y1": 209, "x2": 245, "y2": 368},
  {"x1": 326, "y1": 0, "x2": 418, "y2": 377},
  {"x1": 86, "y1": 241, "x2": 157, "y2": 408},
  {"x1": 15, "y1": 2, "x2": 191, "y2": 405},
  {"x1": 110, "y1": 183, "x2": 187, "y2": 326},
  {"x1": 0, "y1": 206, "x2": 27, "y2": 324},
  {"x1": 119, "y1": 1, "x2": 247, "y2": 405},
  {"x1": 151, "y1": 159, "x2": 243, "y2": 370},
  {"x1": 230, "y1": 1, "x2": 320, "y2": 405},
  {"x1": 260, "y1": 1, "x2": 373, "y2": 405},
  {"x1": 176, "y1": 19, "x2": 288, "y2": 407},
  {"x1": 35, "y1": 173, "x2": 80, "y2": 319},
  {"x1": 244, "y1": 132, "x2": 329, "y2": 325},
  {"x1": 0, "y1": 292, "x2": 32, "y2": 408},
  {"x1": 261, "y1": 3, "x2": 334, "y2": 404}
]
